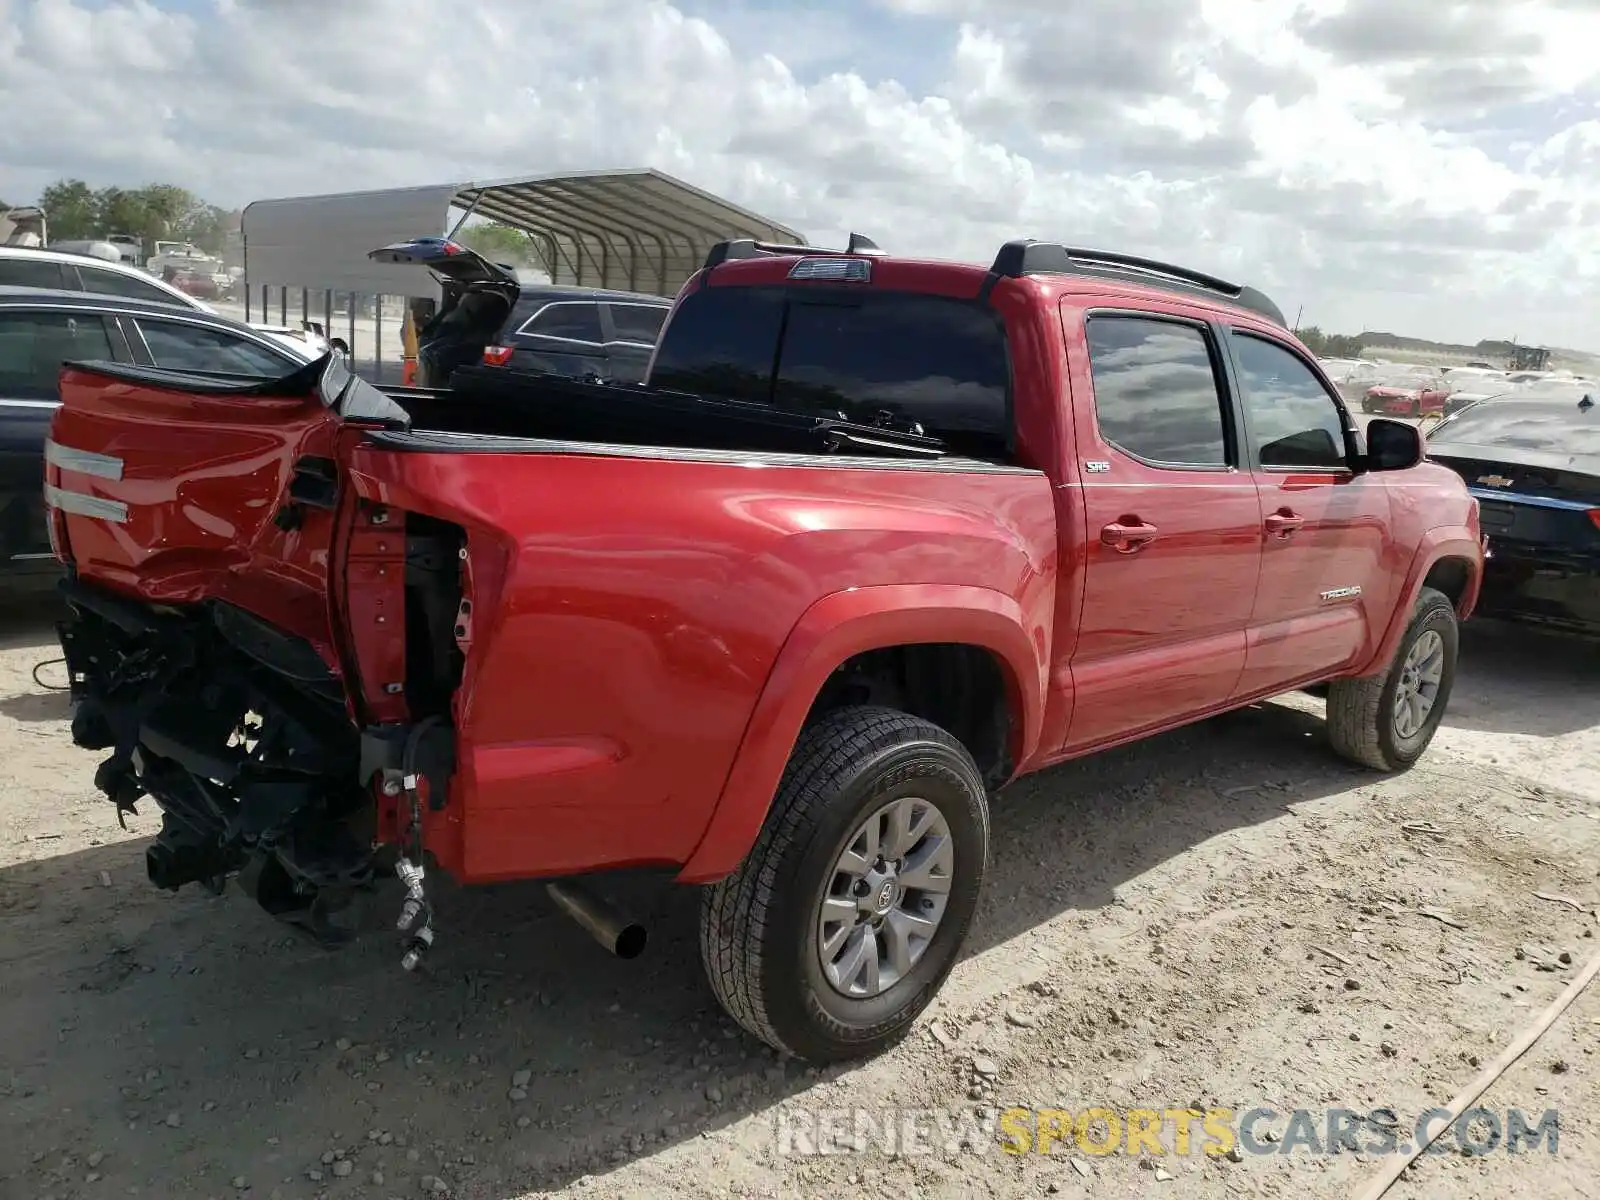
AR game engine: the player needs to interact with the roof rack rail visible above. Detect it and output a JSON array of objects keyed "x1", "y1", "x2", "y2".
[
  {"x1": 703, "y1": 232, "x2": 883, "y2": 270},
  {"x1": 989, "y1": 240, "x2": 1286, "y2": 327}
]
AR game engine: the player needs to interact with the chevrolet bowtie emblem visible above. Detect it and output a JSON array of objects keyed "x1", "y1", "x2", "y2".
[{"x1": 1476, "y1": 475, "x2": 1513, "y2": 488}]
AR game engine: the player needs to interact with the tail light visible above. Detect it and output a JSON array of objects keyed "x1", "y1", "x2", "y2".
[
  {"x1": 482, "y1": 345, "x2": 514, "y2": 367},
  {"x1": 1588, "y1": 508, "x2": 1600, "y2": 530}
]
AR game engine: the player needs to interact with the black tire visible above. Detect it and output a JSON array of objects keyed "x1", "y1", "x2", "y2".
[
  {"x1": 698, "y1": 705, "x2": 990, "y2": 1063},
  {"x1": 1326, "y1": 586, "x2": 1458, "y2": 771}
]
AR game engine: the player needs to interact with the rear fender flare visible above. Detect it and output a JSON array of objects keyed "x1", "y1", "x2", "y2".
[
  {"x1": 674, "y1": 583, "x2": 1047, "y2": 884},
  {"x1": 1355, "y1": 526, "x2": 1482, "y2": 676}
]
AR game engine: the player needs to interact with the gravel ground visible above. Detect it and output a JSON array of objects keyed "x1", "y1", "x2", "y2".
[{"x1": 1, "y1": 591, "x2": 1596, "y2": 1200}]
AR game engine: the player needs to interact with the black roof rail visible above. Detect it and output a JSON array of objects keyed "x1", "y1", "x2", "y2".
[
  {"x1": 988, "y1": 239, "x2": 1286, "y2": 327},
  {"x1": 702, "y1": 232, "x2": 882, "y2": 271}
]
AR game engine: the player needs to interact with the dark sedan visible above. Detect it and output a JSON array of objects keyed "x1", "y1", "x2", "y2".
[
  {"x1": 1425, "y1": 392, "x2": 1600, "y2": 635},
  {"x1": 1, "y1": 286, "x2": 314, "y2": 579}
]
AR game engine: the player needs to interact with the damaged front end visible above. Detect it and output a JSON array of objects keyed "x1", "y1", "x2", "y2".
[{"x1": 58, "y1": 575, "x2": 454, "y2": 955}]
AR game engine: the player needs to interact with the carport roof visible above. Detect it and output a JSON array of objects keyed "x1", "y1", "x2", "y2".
[
  {"x1": 452, "y1": 168, "x2": 805, "y2": 293},
  {"x1": 241, "y1": 167, "x2": 806, "y2": 299}
]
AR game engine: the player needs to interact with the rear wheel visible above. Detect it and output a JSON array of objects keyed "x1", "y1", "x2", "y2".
[
  {"x1": 1326, "y1": 587, "x2": 1458, "y2": 771},
  {"x1": 698, "y1": 705, "x2": 989, "y2": 1063}
]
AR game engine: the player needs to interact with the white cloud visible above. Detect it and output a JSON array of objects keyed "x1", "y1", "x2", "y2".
[{"x1": 3, "y1": 0, "x2": 1600, "y2": 348}]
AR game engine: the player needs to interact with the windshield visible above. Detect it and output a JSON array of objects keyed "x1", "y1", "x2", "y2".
[{"x1": 1431, "y1": 400, "x2": 1600, "y2": 456}]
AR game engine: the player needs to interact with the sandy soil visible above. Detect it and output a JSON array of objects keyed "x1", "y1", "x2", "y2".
[{"x1": 1, "y1": 592, "x2": 1596, "y2": 1200}]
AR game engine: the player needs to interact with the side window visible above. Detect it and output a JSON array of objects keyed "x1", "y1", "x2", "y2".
[
  {"x1": 0, "y1": 310, "x2": 115, "y2": 399},
  {"x1": 523, "y1": 303, "x2": 603, "y2": 344},
  {"x1": 1231, "y1": 333, "x2": 1348, "y2": 469},
  {"x1": 78, "y1": 265, "x2": 188, "y2": 307},
  {"x1": 608, "y1": 303, "x2": 668, "y2": 345},
  {"x1": 135, "y1": 320, "x2": 289, "y2": 376},
  {"x1": 1084, "y1": 316, "x2": 1229, "y2": 468},
  {"x1": 0, "y1": 257, "x2": 69, "y2": 289}
]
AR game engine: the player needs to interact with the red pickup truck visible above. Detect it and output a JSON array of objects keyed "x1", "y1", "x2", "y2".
[{"x1": 44, "y1": 235, "x2": 1483, "y2": 1064}]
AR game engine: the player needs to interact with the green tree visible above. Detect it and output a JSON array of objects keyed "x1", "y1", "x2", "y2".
[
  {"x1": 38, "y1": 179, "x2": 99, "y2": 241},
  {"x1": 456, "y1": 221, "x2": 539, "y2": 268},
  {"x1": 31, "y1": 178, "x2": 232, "y2": 257},
  {"x1": 1294, "y1": 325, "x2": 1364, "y2": 358}
]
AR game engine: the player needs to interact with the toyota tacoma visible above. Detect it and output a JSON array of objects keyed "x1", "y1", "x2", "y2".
[{"x1": 44, "y1": 234, "x2": 1483, "y2": 1063}]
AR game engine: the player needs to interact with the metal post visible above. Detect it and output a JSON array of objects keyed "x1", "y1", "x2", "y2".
[{"x1": 374, "y1": 294, "x2": 383, "y2": 383}]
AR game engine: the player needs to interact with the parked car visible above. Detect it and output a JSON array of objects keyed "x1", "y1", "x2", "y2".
[
  {"x1": 0, "y1": 246, "x2": 326, "y2": 359},
  {"x1": 1438, "y1": 366, "x2": 1512, "y2": 418},
  {"x1": 367, "y1": 236, "x2": 671, "y2": 386},
  {"x1": 0, "y1": 286, "x2": 317, "y2": 577},
  {"x1": 45, "y1": 236, "x2": 1482, "y2": 1064},
  {"x1": 1362, "y1": 366, "x2": 1451, "y2": 417},
  {"x1": 1426, "y1": 391, "x2": 1599, "y2": 635},
  {"x1": 169, "y1": 267, "x2": 222, "y2": 300}
]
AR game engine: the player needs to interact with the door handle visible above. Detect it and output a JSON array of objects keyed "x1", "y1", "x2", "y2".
[
  {"x1": 1265, "y1": 510, "x2": 1304, "y2": 538},
  {"x1": 1100, "y1": 519, "x2": 1158, "y2": 553}
]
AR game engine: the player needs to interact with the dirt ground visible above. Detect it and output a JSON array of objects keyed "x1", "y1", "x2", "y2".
[{"x1": 2, "y1": 592, "x2": 1597, "y2": 1200}]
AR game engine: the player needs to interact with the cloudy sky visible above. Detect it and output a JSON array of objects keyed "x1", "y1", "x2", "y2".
[{"x1": 4, "y1": 0, "x2": 1600, "y2": 348}]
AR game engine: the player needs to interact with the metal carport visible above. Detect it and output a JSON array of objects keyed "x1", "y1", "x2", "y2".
[
  {"x1": 241, "y1": 167, "x2": 805, "y2": 305},
  {"x1": 239, "y1": 167, "x2": 805, "y2": 380}
]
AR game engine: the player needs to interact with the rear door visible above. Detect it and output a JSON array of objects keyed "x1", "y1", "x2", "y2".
[
  {"x1": 1226, "y1": 329, "x2": 1392, "y2": 694},
  {"x1": 0, "y1": 306, "x2": 127, "y2": 567},
  {"x1": 1060, "y1": 307, "x2": 1263, "y2": 752},
  {"x1": 601, "y1": 302, "x2": 669, "y2": 383},
  {"x1": 367, "y1": 237, "x2": 520, "y2": 287}
]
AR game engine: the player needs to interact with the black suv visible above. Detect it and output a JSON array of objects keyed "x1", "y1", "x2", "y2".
[{"x1": 369, "y1": 237, "x2": 671, "y2": 387}]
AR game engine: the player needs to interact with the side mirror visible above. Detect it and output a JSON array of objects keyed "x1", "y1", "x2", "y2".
[{"x1": 1363, "y1": 418, "x2": 1423, "y2": 472}]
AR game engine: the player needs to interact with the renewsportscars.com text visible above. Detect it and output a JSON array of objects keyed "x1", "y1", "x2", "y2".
[{"x1": 771, "y1": 1105, "x2": 1561, "y2": 1158}]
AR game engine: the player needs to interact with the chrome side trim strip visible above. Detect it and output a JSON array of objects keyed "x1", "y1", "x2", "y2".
[
  {"x1": 43, "y1": 483, "x2": 128, "y2": 523},
  {"x1": 45, "y1": 439, "x2": 124, "y2": 481}
]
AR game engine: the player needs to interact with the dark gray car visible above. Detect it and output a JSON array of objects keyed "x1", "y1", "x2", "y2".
[{"x1": 0, "y1": 286, "x2": 311, "y2": 576}]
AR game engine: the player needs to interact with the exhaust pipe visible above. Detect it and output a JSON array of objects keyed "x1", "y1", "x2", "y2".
[{"x1": 545, "y1": 880, "x2": 648, "y2": 960}]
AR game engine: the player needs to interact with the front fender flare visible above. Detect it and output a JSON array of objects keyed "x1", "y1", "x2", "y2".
[
  {"x1": 1354, "y1": 525, "x2": 1483, "y2": 677},
  {"x1": 674, "y1": 583, "x2": 1047, "y2": 884}
]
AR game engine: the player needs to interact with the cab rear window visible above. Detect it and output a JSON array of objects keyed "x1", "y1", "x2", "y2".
[{"x1": 648, "y1": 283, "x2": 1011, "y2": 458}]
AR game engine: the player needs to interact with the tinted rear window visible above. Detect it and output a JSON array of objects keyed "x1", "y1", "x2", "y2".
[
  {"x1": 1433, "y1": 401, "x2": 1600, "y2": 458},
  {"x1": 648, "y1": 284, "x2": 1011, "y2": 457},
  {"x1": 648, "y1": 287, "x2": 785, "y2": 405}
]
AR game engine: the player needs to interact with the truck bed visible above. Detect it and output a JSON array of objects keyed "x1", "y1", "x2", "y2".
[{"x1": 389, "y1": 364, "x2": 956, "y2": 463}]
